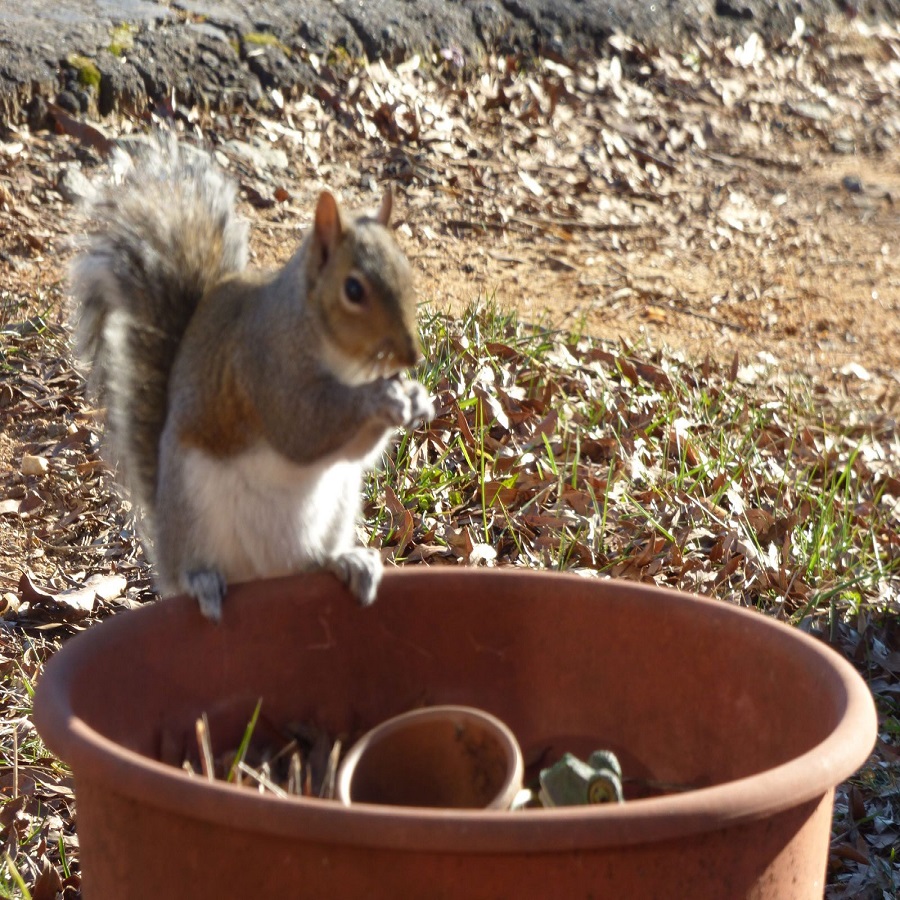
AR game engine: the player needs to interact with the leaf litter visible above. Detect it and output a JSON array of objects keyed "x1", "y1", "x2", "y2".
[{"x1": 1, "y1": 15, "x2": 899, "y2": 898}]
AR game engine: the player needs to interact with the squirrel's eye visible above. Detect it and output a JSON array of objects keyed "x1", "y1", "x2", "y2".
[{"x1": 344, "y1": 276, "x2": 366, "y2": 305}]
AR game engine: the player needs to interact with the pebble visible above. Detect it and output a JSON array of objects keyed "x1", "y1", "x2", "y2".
[
  {"x1": 21, "y1": 454, "x2": 49, "y2": 476},
  {"x1": 57, "y1": 165, "x2": 96, "y2": 204},
  {"x1": 54, "y1": 90, "x2": 80, "y2": 115}
]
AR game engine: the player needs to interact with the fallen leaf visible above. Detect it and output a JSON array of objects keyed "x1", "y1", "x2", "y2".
[
  {"x1": 383, "y1": 485, "x2": 415, "y2": 556},
  {"x1": 468, "y1": 543, "x2": 497, "y2": 565},
  {"x1": 31, "y1": 858, "x2": 64, "y2": 900},
  {"x1": 48, "y1": 104, "x2": 115, "y2": 155}
]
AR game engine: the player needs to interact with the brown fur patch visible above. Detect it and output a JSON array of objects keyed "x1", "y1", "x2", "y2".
[
  {"x1": 178, "y1": 359, "x2": 263, "y2": 456},
  {"x1": 174, "y1": 276, "x2": 268, "y2": 457}
]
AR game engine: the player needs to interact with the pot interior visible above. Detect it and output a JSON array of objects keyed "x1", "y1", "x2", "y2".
[{"x1": 59, "y1": 570, "x2": 847, "y2": 799}]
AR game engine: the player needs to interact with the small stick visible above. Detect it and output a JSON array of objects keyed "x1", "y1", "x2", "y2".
[
  {"x1": 320, "y1": 739, "x2": 342, "y2": 800},
  {"x1": 288, "y1": 751, "x2": 303, "y2": 796},
  {"x1": 195, "y1": 714, "x2": 215, "y2": 782},
  {"x1": 12, "y1": 726, "x2": 18, "y2": 799},
  {"x1": 269, "y1": 738, "x2": 300, "y2": 767},
  {"x1": 236, "y1": 761, "x2": 289, "y2": 799}
]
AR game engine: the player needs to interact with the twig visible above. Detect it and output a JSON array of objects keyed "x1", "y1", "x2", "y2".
[
  {"x1": 13, "y1": 726, "x2": 19, "y2": 799},
  {"x1": 670, "y1": 292, "x2": 745, "y2": 332},
  {"x1": 320, "y1": 739, "x2": 343, "y2": 801},
  {"x1": 288, "y1": 752, "x2": 304, "y2": 796},
  {"x1": 195, "y1": 714, "x2": 215, "y2": 782},
  {"x1": 236, "y1": 761, "x2": 289, "y2": 799}
]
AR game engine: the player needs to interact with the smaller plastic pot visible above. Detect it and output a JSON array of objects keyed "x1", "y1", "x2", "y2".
[{"x1": 337, "y1": 705, "x2": 524, "y2": 810}]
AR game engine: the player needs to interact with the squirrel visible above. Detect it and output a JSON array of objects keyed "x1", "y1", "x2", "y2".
[{"x1": 72, "y1": 135, "x2": 434, "y2": 621}]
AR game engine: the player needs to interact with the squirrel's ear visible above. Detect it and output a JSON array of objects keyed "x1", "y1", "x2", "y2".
[
  {"x1": 376, "y1": 185, "x2": 393, "y2": 226},
  {"x1": 313, "y1": 191, "x2": 343, "y2": 266}
]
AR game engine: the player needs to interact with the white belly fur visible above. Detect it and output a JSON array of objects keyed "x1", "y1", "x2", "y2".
[{"x1": 181, "y1": 443, "x2": 365, "y2": 583}]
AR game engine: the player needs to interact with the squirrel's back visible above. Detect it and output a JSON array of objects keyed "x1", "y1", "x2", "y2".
[{"x1": 71, "y1": 135, "x2": 249, "y2": 529}]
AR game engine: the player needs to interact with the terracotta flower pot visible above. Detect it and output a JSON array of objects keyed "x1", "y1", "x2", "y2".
[
  {"x1": 34, "y1": 570, "x2": 876, "y2": 899},
  {"x1": 336, "y1": 705, "x2": 524, "y2": 809}
]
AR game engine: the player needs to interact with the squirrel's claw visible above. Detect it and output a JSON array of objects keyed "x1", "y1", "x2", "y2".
[
  {"x1": 185, "y1": 568, "x2": 227, "y2": 623},
  {"x1": 328, "y1": 548, "x2": 383, "y2": 607}
]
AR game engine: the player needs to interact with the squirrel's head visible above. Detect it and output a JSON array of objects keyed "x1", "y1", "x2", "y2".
[{"x1": 306, "y1": 188, "x2": 421, "y2": 385}]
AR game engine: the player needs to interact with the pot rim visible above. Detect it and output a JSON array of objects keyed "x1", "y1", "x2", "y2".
[{"x1": 35, "y1": 569, "x2": 877, "y2": 853}]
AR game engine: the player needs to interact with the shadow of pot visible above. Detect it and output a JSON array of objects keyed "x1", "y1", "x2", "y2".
[
  {"x1": 336, "y1": 705, "x2": 523, "y2": 809},
  {"x1": 33, "y1": 569, "x2": 876, "y2": 899}
]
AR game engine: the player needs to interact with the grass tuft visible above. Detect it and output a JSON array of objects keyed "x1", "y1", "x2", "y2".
[{"x1": 367, "y1": 299, "x2": 899, "y2": 627}]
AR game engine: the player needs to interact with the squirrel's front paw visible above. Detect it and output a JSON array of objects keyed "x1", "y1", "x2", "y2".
[
  {"x1": 328, "y1": 547, "x2": 383, "y2": 607},
  {"x1": 381, "y1": 378, "x2": 435, "y2": 429},
  {"x1": 185, "y1": 568, "x2": 227, "y2": 623},
  {"x1": 404, "y1": 380, "x2": 435, "y2": 425}
]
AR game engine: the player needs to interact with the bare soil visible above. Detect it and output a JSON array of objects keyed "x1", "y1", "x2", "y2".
[{"x1": 416, "y1": 150, "x2": 899, "y2": 382}]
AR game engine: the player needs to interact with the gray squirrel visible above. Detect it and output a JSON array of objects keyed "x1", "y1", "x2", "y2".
[{"x1": 72, "y1": 135, "x2": 434, "y2": 621}]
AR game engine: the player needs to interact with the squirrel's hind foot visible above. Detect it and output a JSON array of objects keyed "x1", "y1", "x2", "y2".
[
  {"x1": 328, "y1": 548, "x2": 383, "y2": 607},
  {"x1": 186, "y1": 568, "x2": 227, "y2": 622}
]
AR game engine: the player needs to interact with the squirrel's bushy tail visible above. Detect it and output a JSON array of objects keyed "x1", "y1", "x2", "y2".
[{"x1": 72, "y1": 134, "x2": 248, "y2": 529}]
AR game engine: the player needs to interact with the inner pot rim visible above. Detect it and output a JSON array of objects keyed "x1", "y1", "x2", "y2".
[{"x1": 34, "y1": 569, "x2": 877, "y2": 854}]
